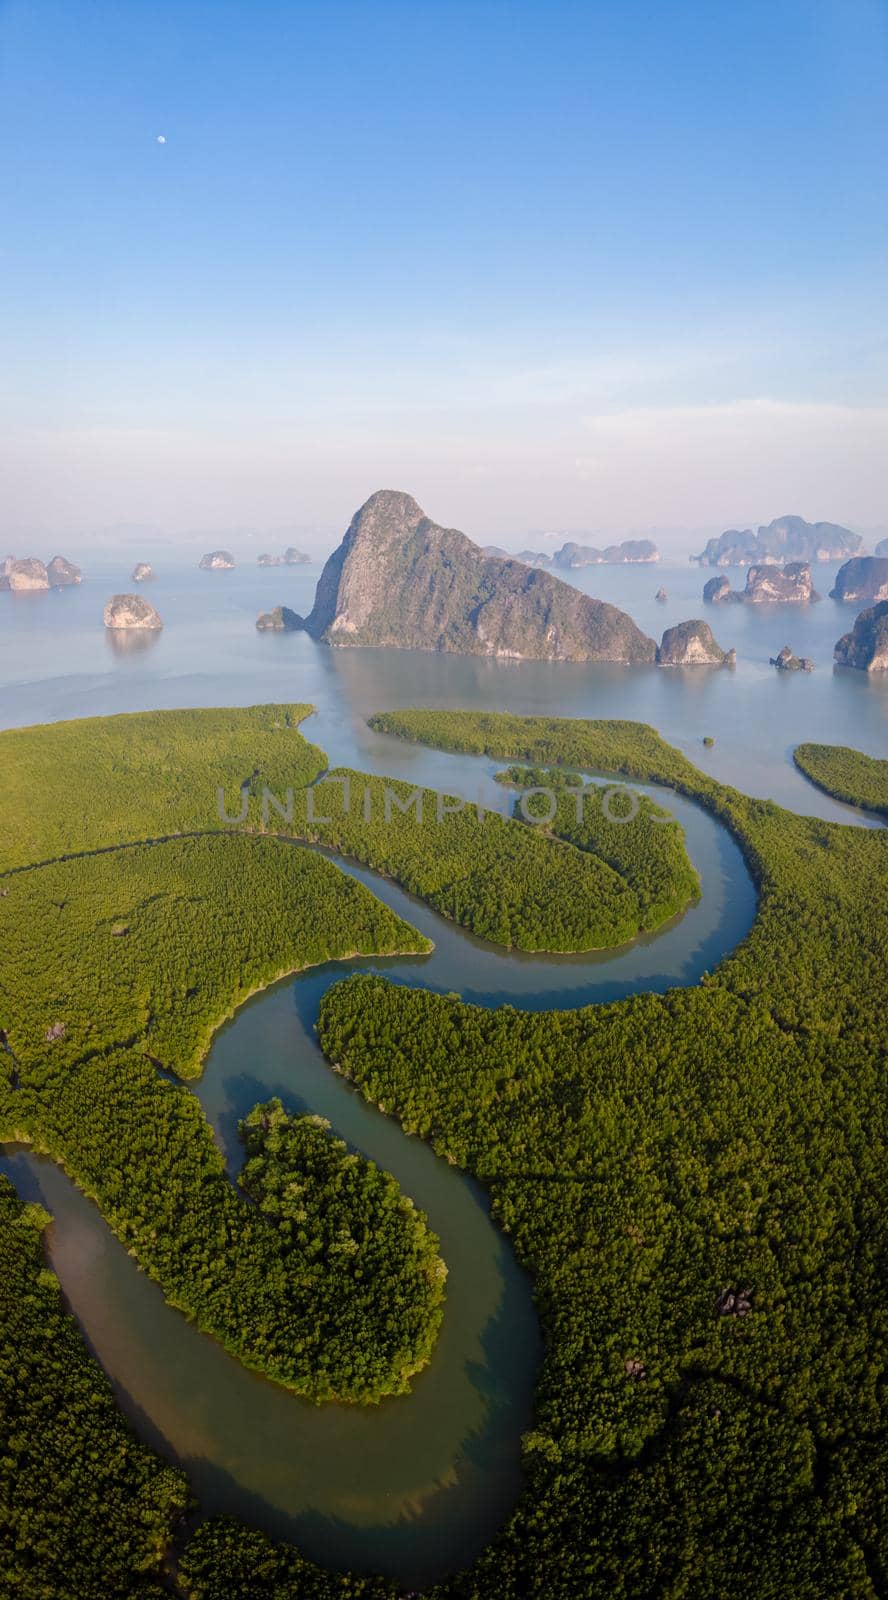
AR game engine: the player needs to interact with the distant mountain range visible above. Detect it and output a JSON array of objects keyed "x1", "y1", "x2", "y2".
[
  {"x1": 481, "y1": 538, "x2": 659, "y2": 567},
  {"x1": 692, "y1": 515, "x2": 861, "y2": 567}
]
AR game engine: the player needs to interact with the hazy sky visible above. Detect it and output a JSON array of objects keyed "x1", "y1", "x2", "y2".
[{"x1": 1, "y1": 0, "x2": 887, "y2": 551}]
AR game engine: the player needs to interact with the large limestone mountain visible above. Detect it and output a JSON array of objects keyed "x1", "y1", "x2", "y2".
[{"x1": 294, "y1": 491, "x2": 657, "y2": 663}]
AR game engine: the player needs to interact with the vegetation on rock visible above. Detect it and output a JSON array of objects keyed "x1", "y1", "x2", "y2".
[
  {"x1": 657, "y1": 620, "x2": 733, "y2": 664},
  {"x1": 293, "y1": 489, "x2": 658, "y2": 662}
]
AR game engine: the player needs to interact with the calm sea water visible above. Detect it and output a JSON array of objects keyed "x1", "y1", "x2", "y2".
[
  {"x1": 0, "y1": 556, "x2": 884, "y2": 816},
  {"x1": 0, "y1": 554, "x2": 883, "y2": 1584}
]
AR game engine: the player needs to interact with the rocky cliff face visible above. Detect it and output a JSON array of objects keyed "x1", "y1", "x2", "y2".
[
  {"x1": 294, "y1": 491, "x2": 657, "y2": 663},
  {"x1": 103, "y1": 594, "x2": 163, "y2": 629},
  {"x1": 198, "y1": 550, "x2": 235, "y2": 570},
  {"x1": 694, "y1": 516, "x2": 860, "y2": 567},
  {"x1": 657, "y1": 620, "x2": 734, "y2": 666},
  {"x1": 834, "y1": 601, "x2": 888, "y2": 672},
  {"x1": 829, "y1": 557, "x2": 888, "y2": 603},
  {"x1": 47, "y1": 555, "x2": 82, "y2": 587}
]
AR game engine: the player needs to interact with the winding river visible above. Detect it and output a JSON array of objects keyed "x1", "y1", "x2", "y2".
[{"x1": 0, "y1": 754, "x2": 757, "y2": 1587}]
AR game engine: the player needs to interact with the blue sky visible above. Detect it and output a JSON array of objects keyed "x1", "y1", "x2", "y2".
[{"x1": 1, "y1": 0, "x2": 886, "y2": 548}]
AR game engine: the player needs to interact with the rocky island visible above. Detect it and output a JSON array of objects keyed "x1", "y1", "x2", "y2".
[
  {"x1": 704, "y1": 562, "x2": 819, "y2": 605},
  {"x1": 656, "y1": 620, "x2": 735, "y2": 666},
  {"x1": 292, "y1": 490, "x2": 658, "y2": 662},
  {"x1": 103, "y1": 594, "x2": 163, "y2": 630},
  {"x1": 257, "y1": 548, "x2": 310, "y2": 566},
  {"x1": 693, "y1": 515, "x2": 860, "y2": 567},
  {"x1": 256, "y1": 605, "x2": 300, "y2": 631},
  {"x1": 47, "y1": 555, "x2": 82, "y2": 587},
  {"x1": 1, "y1": 554, "x2": 82, "y2": 591},
  {"x1": 552, "y1": 538, "x2": 659, "y2": 567},
  {"x1": 744, "y1": 562, "x2": 819, "y2": 603},
  {"x1": 1, "y1": 557, "x2": 49, "y2": 591},
  {"x1": 770, "y1": 645, "x2": 814, "y2": 672},
  {"x1": 131, "y1": 563, "x2": 154, "y2": 582},
  {"x1": 703, "y1": 574, "x2": 735, "y2": 604},
  {"x1": 829, "y1": 556, "x2": 888, "y2": 604},
  {"x1": 479, "y1": 540, "x2": 660, "y2": 567},
  {"x1": 834, "y1": 601, "x2": 888, "y2": 672},
  {"x1": 198, "y1": 550, "x2": 235, "y2": 570}
]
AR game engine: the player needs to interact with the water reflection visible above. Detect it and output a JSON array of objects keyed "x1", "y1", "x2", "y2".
[{"x1": 104, "y1": 626, "x2": 163, "y2": 658}]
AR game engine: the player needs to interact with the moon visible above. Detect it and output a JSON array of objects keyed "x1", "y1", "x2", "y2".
[{"x1": 156, "y1": 134, "x2": 166, "y2": 144}]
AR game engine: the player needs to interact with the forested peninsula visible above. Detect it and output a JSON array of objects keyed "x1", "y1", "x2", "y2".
[{"x1": 794, "y1": 741, "x2": 888, "y2": 817}]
